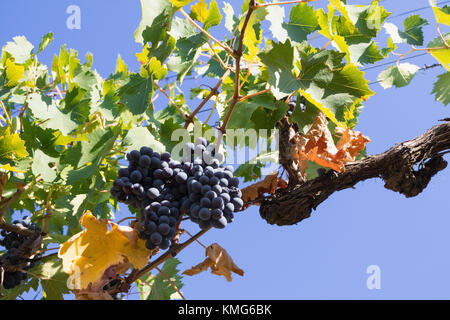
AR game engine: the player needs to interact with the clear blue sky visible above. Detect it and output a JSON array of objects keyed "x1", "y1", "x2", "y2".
[{"x1": 1, "y1": 0, "x2": 449, "y2": 299}]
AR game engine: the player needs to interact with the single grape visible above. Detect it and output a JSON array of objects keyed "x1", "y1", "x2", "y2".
[
  {"x1": 200, "y1": 197, "x2": 211, "y2": 208},
  {"x1": 150, "y1": 232, "x2": 163, "y2": 245},
  {"x1": 198, "y1": 208, "x2": 211, "y2": 221},
  {"x1": 158, "y1": 223, "x2": 171, "y2": 236},
  {"x1": 211, "y1": 216, "x2": 227, "y2": 229},
  {"x1": 130, "y1": 170, "x2": 142, "y2": 183},
  {"x1": 147, "y1": 188, "x2": 160, "y2": 199}
]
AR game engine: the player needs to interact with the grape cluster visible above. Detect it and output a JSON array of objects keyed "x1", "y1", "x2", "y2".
[
  {"x1": 110, "y1": 147, "x2": 185, "y2": 251},
  {"x1": 0, "y1": 217, "x2": 41, "y2": 290},
  {"x1": 180, "y1": 139, "x2": 242, "y2": 230},
  {"x1": 110, "y1": 138, "x2": 243, "y2": 251}
]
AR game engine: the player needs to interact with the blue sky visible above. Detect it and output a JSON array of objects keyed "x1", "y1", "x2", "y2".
[{"x1": 1, "y1": 0, "x2": 449, "y2": 299}]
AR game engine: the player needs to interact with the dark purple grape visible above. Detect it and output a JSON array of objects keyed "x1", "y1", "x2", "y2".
[
  {"x1": 199, "y1": 219, "x2": 211, "y2": 229},
  {"x1": 159, "y1": 237, "x2": 170, "y2": 250},
  {"x1": 145, "y1": 221, "x2": 157, "y2": 233},
  {"x1": 158, "y1": 206, "x2": 170, "y2": 216},
  {"x1": 150, "y1": 232, "x2": 163, "y2": 245},
  {"x1": 232, "y1": 198, "x2": 243, "y2": 211},
  {"x1": 204, "y1": 191, "x2": 217, "y2": 200},
  {"x1": 211, "y1": 208, "x2": 223, "y2": 220},
  {"x1": 169, "y1": 207, "x2": 179, "y2": 217},
  {"x1": 139, "y1": 155, "x2": 151, "y2": 167},
  {"x1": 199, "y1": 175, "x2": 209, "y2": 185},
  {"x1": 224, "y1": 165, "x2": 234, "y2": 172},
  {"x1": 129, "y1": 150, "x2": 141, "y2": 162},
  {"x1": 229, "y1": 177, "x2": 239, "y2": 187},
  {"x1": 199, "y1": 208, "x2": 211, "y2": 221},
  {"x1": 118, "y1": 168, "x2": 129, "y2": 178},
  {"x1": 211, "y1": 197, "x2": 224, "y2": 209},
  {"x1": 161, "y1": 152, "x2": 171, "y2": 162},
  {"x1": 189, "y1": 193, "x2": 201, "y2": 203},
  {"x1": 147, "y1": 188, "x2": 160, "y2": 199},
  {"x1": 200, "y1": 197, "x2": 211, "y2": 208},
  {"x1": 209, "y1": 177, "x2": 219, "y2": 186},
  {"x1": 159, "y1": 216, "x2": 170, "y2": 224},
  {"x1": 140, "y1": 146, "x2": 153, "y2": 156},
  {"x1": 192, "y1": 181, "x2": 202, "y2": 193},
  {"x1": 158, "y1": 223, "x2": 170, "y2": 236},
  {"x1": 212, "y1": 216, "x2": 227, "y2": 229},
  {"x1": 220, "y1": 193, "x2": 230, "y2": 203},
  {"x1": 162, "y1": 167, "x2": 173, "y2": 179},
  {"x1": 175, "y1": 172, "x2": 188, "y2": 183},
  {"x1": 212, "y1": 184, "x2": 222, "y2": 194},
  {"x1": 151, "y1": 157, "x2": 161, "y2": 168},
  {"x1": 201, "y1": 185, "x2": 211, "y2": 194},
  {"x1": 145, "y1": 239, "x2": 157, "y2": 250},
  {"x1": 152, "y1": 179, "x2": 164, "y2": 188},
  {"x1": 130, "y1": 170, "x2": 142, "y2": 183},
  {"x1": 219, "y1": 178, "x2": 228, "y2": 187},
  {"x1": 224, "y1": 202, "x2": 234, "y2": 214}
]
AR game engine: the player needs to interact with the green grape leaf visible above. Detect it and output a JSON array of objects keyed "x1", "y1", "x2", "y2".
[
  {"x1": 31, "y1": 149, "x2": 59, "y2": 182},
  {"x1": 117, "y1": 73, "x2": 153, "y2": 115},
  {"x1": 134, "y1": 0, "x2": 175, "y2": 44},
  {"x1": 32, "y1": 255, "x2": 70, "y2": 300},
  {"x1": 123, "y1": 126, "x2": 165, "y2": 153},
  {"x1": 139, "y1": 258, "x2": 184, "y2": 300},
  {"x1": 282, "y1": 3, "x2": 319, "y2": 43},
  {"x1": 399, "y1": 15, "x2": 429, "y2": 46},
  {"x1": 298, "y1": 49, "x2": 373, "y2": 126},
  {"x1": 432, "y1": 72, "x2": 450, "y2": 105},
  {"x1": 258, "y1": 39, "x2": 300, "y2": 100},
  {"x1": 377, "y1": 63, "x2": 420, "y2": 89},
  {"x1": 226, "y1": 92, "x2": 276, "y2": 129},
  {"x1": 3, "y1": 36, "x2": 34, "y2": 64},
  {"x1": 0, "y1": 278, "x2": 39, "y2": 300},
  {"x1": 36, "y1": 32, "x2": 53, "y2": 54}
]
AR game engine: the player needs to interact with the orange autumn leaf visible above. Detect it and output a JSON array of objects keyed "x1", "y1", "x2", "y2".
[
  {"x1": 295, "y1": 113, "x2": 370, "y2": 175},
  {"x1": 58, "y1": 211, "x2": 151, "y2": 291},
  {"x1": 241, "y1": 171, "x2": 288, "y2": 205},
  {"x1": 182, "y1": 243, "x2": 244, "y2": 282}
]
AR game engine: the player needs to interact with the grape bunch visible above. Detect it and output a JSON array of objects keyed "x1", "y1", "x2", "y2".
[
  {"x1": 110, "y1": 147, "x2": 186, "y2": 251},
  {"x1": 180, "y1": 138, "x2": 243, "y2": 230},
  {"x1": 0, "y1": 217, "x2": 41, "y2": 290},
  {"x1": 110, "y1": 138, "x2": 243, "y2": 251}
]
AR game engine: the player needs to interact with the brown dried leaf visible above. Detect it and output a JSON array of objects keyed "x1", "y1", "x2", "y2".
[
  {"x1": 241, "y1": 171, "x2": 288, "y2": 205},
  {"x1": 295, "y1": 113, "x2": 370, "y2": 175},
  {"x1": 182, "y1": 243, "x2": 244, "y2": 282}
]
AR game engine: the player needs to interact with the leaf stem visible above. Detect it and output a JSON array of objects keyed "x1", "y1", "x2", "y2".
[
  {"x1": 184, "y1": 69, "x2": 231, "y2": 128},
  {"x1": 219, "y1": 0, "x2": 256, "y2": 133},
  {"x1": 0, "y1": 101, "x2": 13, "y2": 132},
  {"x1": 239, "y1": 89, "x2": 270, "y2": 102},
  {"x1": 179, "y1": 8, "x2": 235, "y2": 57},
  {"x1": 152, "y1": 81, "x2": 189, "y2": 121},
  {"x1": 254, "y1": 0, "x2": 318, "y2": 9}
]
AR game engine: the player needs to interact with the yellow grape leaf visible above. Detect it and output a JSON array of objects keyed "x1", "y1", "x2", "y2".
[
  {"x1": 183, "y1": 243, "x2": 244, "y2": 282},
  {"x1": 58, "y1": 211, "x2": 151, "y2": 290},
  {"x1": 0, "y1": 163, "x2": 26, "y2": 173},
  {"x1": 170, "y1": 0, "x2": 194, "y2": 8},
  {"x1": 428, "y1": 48, "x2": 450, "y2": 71},
  {"x1": 190, "y1": 0, "x2": 208, "y2": 23},
  {"x1": 136, "y1": 43, "x2": 151, "y2": 65},
  {"x1": 5, "y1": 58, "x2": 24, "y2": 86},
  {"x1": 429, "y1": 0, "x2": 450, "y2": 25}
]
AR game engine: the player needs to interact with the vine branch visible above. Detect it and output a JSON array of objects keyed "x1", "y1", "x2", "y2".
[{"x1": 260, "y1": 121, "x2": 450, "y2": 226}]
